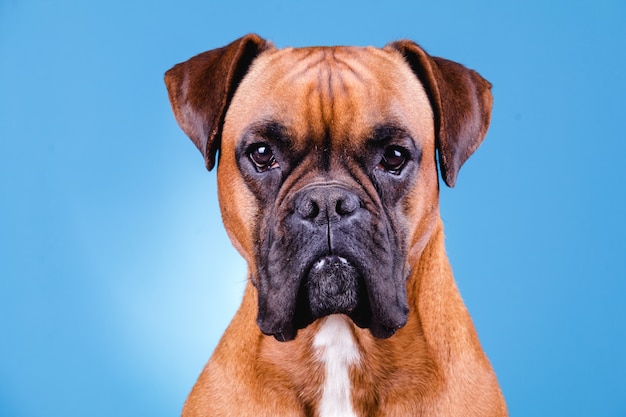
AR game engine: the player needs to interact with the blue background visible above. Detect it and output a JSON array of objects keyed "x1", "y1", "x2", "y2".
[{"x1": 1, "y1": 0, "x2": 624, "y2": 416}]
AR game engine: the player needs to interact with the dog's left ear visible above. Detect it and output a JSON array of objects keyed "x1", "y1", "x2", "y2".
[
  {"x1": 165, "y1": 34, "x2": 271, "y2": 170},
  {"x1": 386, "y1": 41, "x2": 493, "y2": 187}
]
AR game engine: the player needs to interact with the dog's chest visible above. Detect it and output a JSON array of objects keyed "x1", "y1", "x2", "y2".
[{"x1": 313, "y1": 315, "x2": 361, "y2": 417}]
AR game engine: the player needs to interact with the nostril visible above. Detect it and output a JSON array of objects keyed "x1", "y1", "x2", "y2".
[
  {"x1": 298, "y1": 198, "x2": 320, "y2": 219},
  {"x1": 336, "y1": 195, "x2": 359, "y2": 215}
]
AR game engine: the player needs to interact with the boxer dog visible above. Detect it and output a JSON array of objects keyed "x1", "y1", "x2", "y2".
[{"x1": 165, "y1": 34, "x2": 506, "y2": 416}]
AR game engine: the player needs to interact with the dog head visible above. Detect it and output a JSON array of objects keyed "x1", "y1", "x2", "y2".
[{"x1": 165, "y1": 34, "x2": 492, "y2": 341}]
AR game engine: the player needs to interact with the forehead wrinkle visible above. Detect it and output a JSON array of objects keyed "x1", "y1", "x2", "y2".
[
  {"x1": 282, "y1": 49, "x2": 327, "y2": 83},
  {"x1": 284, "y1": 49, "x2": 338, "y2": 148},
  {"x1": 279, "y1": 48, "x2": 370, "y2": 101}
]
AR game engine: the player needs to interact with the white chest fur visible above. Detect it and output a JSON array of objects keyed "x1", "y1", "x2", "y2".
[{"x1": 313, "y1": 315, "x2": 361, "y2": 417}]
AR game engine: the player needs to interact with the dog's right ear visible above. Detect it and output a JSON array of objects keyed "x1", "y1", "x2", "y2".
[{"x1": 165, "y1": 34, "x2": 271, "y2": 170}]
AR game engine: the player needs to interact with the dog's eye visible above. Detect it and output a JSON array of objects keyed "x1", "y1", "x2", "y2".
[
  {"x1": 378, "y1": 145, "x2": 409, "y2": 174},
  {"x1": 248, "y1": 143, "x2": 279, "y2": 172}
]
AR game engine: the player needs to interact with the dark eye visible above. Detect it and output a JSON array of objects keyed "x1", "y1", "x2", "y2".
[
  {"x1": 378, "y1": 145, "x2": 409, "y2": 174},
  {"x1": 248, "y1": 143, "x2": 279, "y2": 172}
]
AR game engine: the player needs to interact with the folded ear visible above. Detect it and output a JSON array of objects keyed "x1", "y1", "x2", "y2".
[
  {"x1": 164, "y1": 34, "x2": 271, "y2": 170},
  {"x1": 386, "y1": 40, "x2": 493, "y2": 187}
]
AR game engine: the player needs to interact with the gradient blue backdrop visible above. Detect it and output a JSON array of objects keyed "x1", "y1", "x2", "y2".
[{"x1": 1, "y1": 1, "x2": 624, "y2": 416}]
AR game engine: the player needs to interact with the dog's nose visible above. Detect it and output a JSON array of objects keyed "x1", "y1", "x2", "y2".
[{"x1": 295, "y1": 185, "x2": 361, "y2": 224}]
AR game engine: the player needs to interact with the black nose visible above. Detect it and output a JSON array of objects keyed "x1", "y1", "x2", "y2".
[{"x1": 295, "y1": 185, "x2": 361, "y2": 224}]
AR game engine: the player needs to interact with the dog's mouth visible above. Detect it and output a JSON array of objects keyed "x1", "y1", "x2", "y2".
[
  {"x1": 303, "y1": 255, "x2": 362, "y2": 318},
  {"x1": 259, "y1": 254, "x2": 406, "y2": 342}
]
